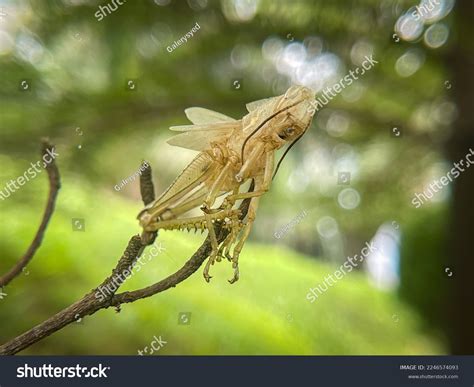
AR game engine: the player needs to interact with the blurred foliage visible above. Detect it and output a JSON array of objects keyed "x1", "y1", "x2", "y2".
[{"x1": 400, "y1": 206, "x2": 450, "y2": 333}]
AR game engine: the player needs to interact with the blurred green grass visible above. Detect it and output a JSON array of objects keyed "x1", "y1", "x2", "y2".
[{"x1": 0, "y1": 164, "x2": 445, "y2": 355}]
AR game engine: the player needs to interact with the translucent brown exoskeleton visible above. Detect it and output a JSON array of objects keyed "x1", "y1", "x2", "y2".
[{"x1": 138, "y1": 85, "x2": 316, "y2": 283}]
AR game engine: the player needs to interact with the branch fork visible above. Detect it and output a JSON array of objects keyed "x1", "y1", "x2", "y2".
[{"x1": 0, "y1": 151, "x2": 251, "y2": 355}]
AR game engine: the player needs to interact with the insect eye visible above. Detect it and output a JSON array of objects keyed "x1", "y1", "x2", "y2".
[{"x1": 278, "y1": 127, "x2": 296, "y2": 140}]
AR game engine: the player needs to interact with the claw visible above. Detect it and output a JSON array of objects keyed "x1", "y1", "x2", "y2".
[
  {"x1": 227, "y1": 251, "x2": 240, "y2": 284},
  {"x1": 203, "y1": 246, "x2": 220, "y2": 282},
  {"x1": 203, "y1": 259, "x2": 213, "y2": 283},
  {"x1": 203, "y1": 262, "x2": 213, "y2": 282}
]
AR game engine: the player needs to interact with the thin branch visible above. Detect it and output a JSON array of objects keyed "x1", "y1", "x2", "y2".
[
  {"x1": 0, "y1": 140, "x2": 61, "y2": 288},
  {"x1": 139, "y1": 160, "x2": 157, "y2": 246},
  {"x1": 0, "y1": 157, "x2": 252, "y2": 355},
  {"x1": 139, "y1": 160, "x2": 155, "y2": 206}
]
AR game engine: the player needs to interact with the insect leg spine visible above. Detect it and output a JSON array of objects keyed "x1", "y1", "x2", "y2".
[
  {"x1": 178, "y1": 219, "x2": 208, "y2": 232},
  {"x1": 165, "y1": 209, "x2": 241, "y2": 233}
]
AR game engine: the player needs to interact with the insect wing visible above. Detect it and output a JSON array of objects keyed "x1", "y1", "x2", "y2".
[
  {"x1": 168, "y1": 118, "x2": 239, "y2": 151},
  {"x1": 245, "y1": 96, "x2": 278, "y2": 113},
  {"x1": 143, "y1": 152, "x2": 214, "y2": 212},
  {"x1": 185, "y1": 107, "x2": 236, "y2": 124}
]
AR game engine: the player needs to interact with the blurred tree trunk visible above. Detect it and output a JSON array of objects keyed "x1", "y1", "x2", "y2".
[{"x1": 447, "y1": 0, "x2": 474, "y2": 355}]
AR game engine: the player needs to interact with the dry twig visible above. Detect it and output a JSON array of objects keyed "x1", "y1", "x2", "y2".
[{"x1": 0, "y1": 140, "x2": 61, "y2": 288}]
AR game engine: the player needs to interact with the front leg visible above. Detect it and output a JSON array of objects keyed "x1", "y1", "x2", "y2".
[
  {"x1": 221, "y1": 149, "x2": 274, "y2": 208},
  {"x1": 235, "y1": 143, "x2": 264, "y2": 182},
  {"x1": 202, "y1": 162, "x2": 232, "y2": 213}
]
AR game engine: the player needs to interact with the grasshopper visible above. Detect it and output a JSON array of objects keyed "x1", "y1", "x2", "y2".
[{"x1": 138, "y1": 85, "x2": 316, "y2": 283}]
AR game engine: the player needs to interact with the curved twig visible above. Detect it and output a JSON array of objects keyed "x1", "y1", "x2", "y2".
[{"x1": 0, "y1": 140, "x2": 61, "y2": 288}]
